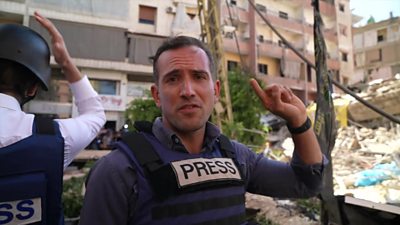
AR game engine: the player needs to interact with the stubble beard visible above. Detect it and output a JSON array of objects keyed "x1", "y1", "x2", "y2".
[{"x1": 168, "y1": 114, "x2": 207, "y2": 136}]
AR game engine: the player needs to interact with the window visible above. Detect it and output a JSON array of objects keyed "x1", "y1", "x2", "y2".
[
  {"x1": 256, "y1": 4, "x2": 267, "y2": 13},
  {"x1": 341, "y1": 52, "x2": 348, "y2": 62},
  {"x1": 230, "y1": 0, "x2": 237, "y2": 6},
  {"x1": 377, "y1": 28, "x2": 387, "y2": 42},
  {"x1": 185, "y1": 7, "x2": 197, "y2": 19},
  {"x1": 279, "y1": 11, "x2": 288, "y2": 20},
  {"x1": 339, "y1": 4, "x2": 345, "y2": 12},
  {"x1": 258, "y1": 35, "x2": 264, "y2": 43},
  {"x1": 307, "y1": 65, "x2": 312, "y2": 82},
  {"x1": 90, "y1": 79, "x2": 118, "y2": 95},
  {"x1": 227, "y1": 60, "x2": 238, "y2": 71},
  {"x1": 335, "y1": 73, "x2": 340, "y2": 81},
  {"x1": 187, "y1": 13, "x2": 196, "y2": 19},
  {"x1": 258, "y1": 64, "x2": 268, "y2": 75},
  {"x1": 343, "y1": 77, "x2": 349, "y2": 85},
  {"x1": 139, "y1": 5, "x2": 157, "y2": 25}
]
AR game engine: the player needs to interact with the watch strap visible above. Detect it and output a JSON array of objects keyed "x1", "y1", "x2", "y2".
[{"x1": 287, "y1": 117, "x2": 312, "y2": 134}]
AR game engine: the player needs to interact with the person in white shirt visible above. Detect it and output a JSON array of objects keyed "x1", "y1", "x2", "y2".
[
  {"x1": 0, "y1": 12, "x2": 105, "y2": 225},
  {"x1": 0, "y1": 12, "x2": 106, "y2": 168}
]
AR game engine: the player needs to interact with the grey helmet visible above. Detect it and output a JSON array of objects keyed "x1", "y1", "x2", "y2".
[{"x1": 0, "y1": 24, "x2": 51, "y2": 91}]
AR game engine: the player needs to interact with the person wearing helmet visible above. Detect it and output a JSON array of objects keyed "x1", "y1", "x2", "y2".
[{"x1": 0, "y1": 12, "x2": 105, "y2": 225}]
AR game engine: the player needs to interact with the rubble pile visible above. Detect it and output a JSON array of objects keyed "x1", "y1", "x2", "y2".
[
  {"x1": 332, "y1": 125, "x2": 400, "y2": 204},
  {"x1": 245, "y1": 193, "x2": 320, "y2": 225},
  {"x1": 348, "y1": 76, "x2": 400, "y2": 123}
]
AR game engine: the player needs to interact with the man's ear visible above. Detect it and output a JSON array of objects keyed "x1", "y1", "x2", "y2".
[
  {"x1": 26, "y1": 83, "x2": 39, "y2": 97},
  {"x1": 214, "y1": 80, "x2": 221, "y2": 102},
  {"x1": 151, "y1": 84, "x2": 161, "y2": 107}
]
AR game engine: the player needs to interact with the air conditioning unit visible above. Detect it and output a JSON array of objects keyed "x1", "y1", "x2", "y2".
[
  {"x1": 242, "y1": 31, "x2": 250, "y2": 39},
  {"x1": 222, "y1": 25, "x2": 236, "y2": 33},
  {"x1": 166, "y1": 6, "x2": 176, "y2": 14}
]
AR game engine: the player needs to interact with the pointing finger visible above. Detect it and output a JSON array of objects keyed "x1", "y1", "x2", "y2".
[
  {"x1": 249, "y1": 78, "x2": 266, "y2": 100},
  {"x1": 250, "y1": 78, "x2": 273, "y2": 110}
]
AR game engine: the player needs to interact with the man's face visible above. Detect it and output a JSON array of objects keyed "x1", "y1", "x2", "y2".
[{"x1": 151, "y1": 45, "x2": 220, "y2": 135}]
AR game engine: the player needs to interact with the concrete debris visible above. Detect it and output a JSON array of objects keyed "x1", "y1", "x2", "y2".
[
  {"x1": 245, "y1": 193, "x2": 320, "y2": 225},
  {"x1": 246, "y1": 123, "x2": 400, "y2": 224},
  {"x1": 332, "y1": 125, "x2": 400, "y2": 204},
  {"x1": 348, "y1": 77, "x2": 400, "y2": 122}
]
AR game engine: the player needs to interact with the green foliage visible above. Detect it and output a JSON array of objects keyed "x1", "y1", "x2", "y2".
[
  {"x1": 295, "y1": 197, "x2": 321, "y2": 217},
  {"x1": 255, "y1": 216, "x2": 280, "y2": 225},
  {"x1": 223, "y1": 70, "x2": 267, "y2": 150},
  {"x1": 62, "y1": 162, "x2": 95, "y2": 218},
  {"x1": 62, "y1": 176, "x2": 86, "y2": 218},
  {"x1": 222, "y1": 121, "x2": 245, "y2": 141},
  {"x1": 124, "y1": 91, "x2": 161, "y2": 131}
]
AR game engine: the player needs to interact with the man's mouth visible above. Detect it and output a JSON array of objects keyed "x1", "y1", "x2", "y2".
[{"x1": 178, "y1": 104, "x2": 200, "y2": 112}]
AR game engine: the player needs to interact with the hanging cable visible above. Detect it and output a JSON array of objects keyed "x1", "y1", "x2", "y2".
[{"x1": 225, "y1": 0, "x2": 246, "y2": 69}]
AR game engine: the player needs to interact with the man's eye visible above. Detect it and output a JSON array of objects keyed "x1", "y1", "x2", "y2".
[
  {"x1": 166, "y1": 76, "x2": 177, "y2": 83},
  {"x1": 195, "y1": 73, "x2": 207, "y2": 80}
]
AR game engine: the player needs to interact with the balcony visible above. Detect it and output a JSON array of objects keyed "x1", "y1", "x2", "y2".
[
  {"x1": 222, "y1": 36, "x2": 250, "y2": 55},
  {"x1": 258, "y1": 40, "x2": 283, "y2": 59},
  {"x1": 294, "y1": 49, "x2": 340, "y2": 71},
  {"x1": 324, "y1": 27, "x2": 338, "y2": 42},
  {"x1": 223, "y1": 34, "x2": 304, "y2": 61},
  {"x1": 221, "y1": 4, "x2": 249, "y2": 25},
  {"x1": 255, "y1": 10, "x2": 304, "y2": 34},
  {"x1": 303, "y1": 24, "x2": 338, "y2": 43}
]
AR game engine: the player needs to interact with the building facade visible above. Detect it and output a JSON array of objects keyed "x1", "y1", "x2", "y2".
[
  {"x1": 353, "y1": 16, "x2": 400, "y2": 83},
  {"x1": 0, "y1": 0, "x2": 201, "y2": 130},
  {"x1": 0, "y1": 0, "x2": 354, "y2": 129},
  {"x1": 221, "y1": 0, "x2": 354, "y2": 102}
]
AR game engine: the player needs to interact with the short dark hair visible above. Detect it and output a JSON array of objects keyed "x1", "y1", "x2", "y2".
[
  {"x1": 0, "y1": 59, "x2": 39, "y2": 97},
  {"x1": 152, "y1": 36, "x2": 216, "y2": 84}
]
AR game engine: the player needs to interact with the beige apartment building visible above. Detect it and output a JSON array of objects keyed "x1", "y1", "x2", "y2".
[
  {"x1": 0, "y1": 0, "x2": 353, "y2": 129},
  {"x1": 353, "y1": 15, "x2": 400, "y2": 83},
  {"x1": 221, "y1": 0, "x2": 354, "y2": 102}
]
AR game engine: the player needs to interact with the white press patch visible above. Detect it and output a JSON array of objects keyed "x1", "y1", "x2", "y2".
[
  {"x1": 0, "y1": 198, "x2": 42, "y2": 225},
  {"x1": 171, "y1": 158, "x2": 242, "y2": 187}
]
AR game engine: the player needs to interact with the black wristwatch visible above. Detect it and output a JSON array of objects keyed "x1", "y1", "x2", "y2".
[{"x1": 287, "y1": 117, "x2": 312, "y2": 134}]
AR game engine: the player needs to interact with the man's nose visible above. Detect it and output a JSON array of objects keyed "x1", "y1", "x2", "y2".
[{"x1": 180, "y1": 78, "x2": 195, "y2": 97}]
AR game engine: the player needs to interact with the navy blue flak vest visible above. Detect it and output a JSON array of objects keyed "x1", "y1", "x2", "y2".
[
  {"x1": 0, "y1": 117, "x2": 64, "y2": 225},
  {"x1": 117, "y1": 121, "x2": 247, "y2": 225}
]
